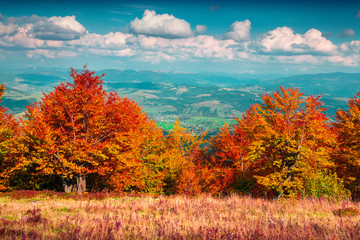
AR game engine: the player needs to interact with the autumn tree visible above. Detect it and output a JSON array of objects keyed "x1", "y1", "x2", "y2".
[
  {"x1": 206, "y1": 87, "x2": 346, "y2": 198},
  {"x1": 16, "y1": 67, "x2": 157, "y2": 193},
  {"x1": 162, "y1": 120, "x2": 207, "y2": 194},
  {"x1": 0, "y1": 84, "x2": 19, "y2": 191},
  {"x1": 244, "y1": 87, "x2": 342, "y2": 197},
  {"x1": 334, "y1": 92, "x2": 360, "y2": 197},
  {"x1": 203, "y1": 115, "x2": 256, "y2": 195}
]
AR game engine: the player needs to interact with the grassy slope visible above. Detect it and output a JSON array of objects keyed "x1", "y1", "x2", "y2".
[{"x1": 0, "y1": 191, "x2": 359, "y2": 239}]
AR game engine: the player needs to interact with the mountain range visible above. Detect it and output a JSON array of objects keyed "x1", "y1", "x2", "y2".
[{"x1": 1, "y1": 68, "x2": 359, "y2": 135}]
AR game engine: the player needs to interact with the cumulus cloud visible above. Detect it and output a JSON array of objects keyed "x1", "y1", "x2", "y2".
[
  {"x1": 130, "y1": 10, "x2": 193, "y2": 38},
  {"x1": 140, "y1": 52, "x2": 176, "y2": 63},
  {"x1": 224, "y1": 20, "x2": 251, "y2": 42},
  {"x1": 26, "y1": 49, "x2": 77, "y2": 58},
  {"x1": 195, "y1": 25, "x2": 207, "y2": 34},
  {"x1": 327, "y1": 56, "x2": 357, "y2": 66},
  {"x1": 338, "y1": 29, "x2": 355, "y2": 37},
  {"x1": 274, "y1": 55, "x2": 320, "y2": 64},
  {"x1": 138, "y1": 35, "x2": 238, "y2": 60},
  {"x1": 27, "y1": 16, "x2": 86, "y2": 41},
  {"x1": 68, "y1": 32, "x2": 132, "y2": 49},
  {"x1": 260, "y1": 27, "x2": 337, "y2": 55},
  {"x1": 0, "y1": 27, "x2": 45, "y2": 49},
  {"x1": 88, "y1": 48, "x2": 134, "y2": 57},
  {"x1": 8, "y1": 15, "x2": 47, "y2": 25},
  {"x1": 340, "y1": 40, "x2": 360, "y2": 53},
  {"x1": 0, "y1": 22, "x2": 18, "y2": 37},
  {"x1": 1, "y1": 12, "x2": 358, "y2": 69}
]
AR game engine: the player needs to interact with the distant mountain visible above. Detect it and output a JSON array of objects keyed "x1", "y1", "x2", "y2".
[
  {"x1": 266, "y1": 72, "x2": 360, "y2": 117},
  {"x1": 98, "y1": 69, "x2": 265, "y2": 87},
  {"x1": 0, "y1": 69, "x2": 359, "y2": 134}
]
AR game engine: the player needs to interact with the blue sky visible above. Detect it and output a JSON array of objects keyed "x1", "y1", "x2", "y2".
[{"x1": 1, "y1": 0, "x2": 360, "y2": 74}]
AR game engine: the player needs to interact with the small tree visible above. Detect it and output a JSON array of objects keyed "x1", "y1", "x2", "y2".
[{"x1": 18, "y1": 67, "x2": 155, "y2": 193}]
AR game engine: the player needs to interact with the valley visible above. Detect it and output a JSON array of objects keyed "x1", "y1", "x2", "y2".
[{"x1": 1, "y1": 68, "x2": 359, "y2": 135}]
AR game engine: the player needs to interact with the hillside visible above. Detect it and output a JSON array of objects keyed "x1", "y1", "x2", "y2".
[{"x1": 0, "y1": 69, "x2": 359, "y2": 134}]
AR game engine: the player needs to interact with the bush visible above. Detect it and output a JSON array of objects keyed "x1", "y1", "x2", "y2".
[{"x1": 302, "y1": 169, "x2": 350, "y2": 200}]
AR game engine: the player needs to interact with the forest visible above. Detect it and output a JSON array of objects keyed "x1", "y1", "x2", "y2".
[{"x1": 0, "y1": 67, "x2": 359, "y2": 200}]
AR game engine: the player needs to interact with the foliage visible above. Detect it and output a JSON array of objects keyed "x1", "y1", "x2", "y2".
[
  {"x1": 162, "y1": 120, "x2": 207, "y2": 194},
  {"x1": 0, "y1": 85, "x2": 19, "y2": 191},
  {"x1": 2, "y1": 68, "x2": 360, "y2": 200},
  {"x1": 334, "y1": 92, "x2": 360, "y2": 198},
  {"x1": 203, "y1": 87, "x2": 339, "y2": 198},
  {"x1": 243, "y1": 87, "x2": 337, "y2": 197},
  {"x1": 301, "y1": 169, "x2": 350, "y2": 200},
  {"x1": 12, "y1": 67, "x2": 158, "y2": 193}
]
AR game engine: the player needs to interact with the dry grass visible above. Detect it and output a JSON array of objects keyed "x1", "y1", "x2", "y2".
[{"x1": 0, "y1": 191, "x2": 359, "y2": 239}]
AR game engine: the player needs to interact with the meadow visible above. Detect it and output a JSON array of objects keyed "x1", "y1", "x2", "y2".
[{"x1": 0, "y1": 191, "x2": 359, "y2": 239}]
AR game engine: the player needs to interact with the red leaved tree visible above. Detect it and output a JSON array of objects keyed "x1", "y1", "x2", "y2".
[{"x1": 17, "y1": 67, "x2": 155, "y2": 193}]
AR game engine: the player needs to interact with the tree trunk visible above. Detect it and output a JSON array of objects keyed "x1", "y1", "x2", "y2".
[
  {"x1": 62, "y1": 177, "x2": 76, "y2": 193},
  {"x1": 76, "y1": 174, "x2": 86, "y2": 194},
  {"x1": 62, "y1": 174, "x2": 86, "y2": 193}
]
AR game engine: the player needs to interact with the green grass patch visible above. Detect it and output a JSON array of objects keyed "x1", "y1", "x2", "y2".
[
  {"x1": 157, "y1": 122, "x2": 174, "y2": 131},
  {"x1": 188, "y1": 117, "x2": 237, "y2": 129}
]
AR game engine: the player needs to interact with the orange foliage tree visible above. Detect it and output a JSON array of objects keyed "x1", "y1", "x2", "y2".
[
  {"x1": 334, "y1": 92, "x2": 360, "y2": 197},
  {"x1": 15, "y1": 67, "x2": 157, "y2": 193},
  {"x1": 162, "y1": 120, "x2": 207, "y2": 194},
  {"x1": 108, "y1": 119, "x2": 207, "y2": 194},
  {"x1": 245, "y1": 87, "x2": 339, "y2": 197},
  {"x1": 202, "y1": 115, "x2": 255, "y2": 195},
  {"x1": 205, "y1": 87, "x2": 344, "y2": 198},
  {"x1": 0, "y1": 84, "x2": 19, "y2": 191}
]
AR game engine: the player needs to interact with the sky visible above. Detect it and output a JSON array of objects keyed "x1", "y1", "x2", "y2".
[{"x1": 1, "y1": 0, "x2": 360, "y2": 75}]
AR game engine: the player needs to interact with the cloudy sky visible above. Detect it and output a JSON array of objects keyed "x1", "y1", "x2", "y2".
[{"x1": 1, "y1": 0, "x2": 360, "y2": 74}]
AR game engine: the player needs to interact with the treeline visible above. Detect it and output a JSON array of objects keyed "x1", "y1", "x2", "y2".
[{"x1": 0, "y1": 67, "x2": 359, "y2": 199}]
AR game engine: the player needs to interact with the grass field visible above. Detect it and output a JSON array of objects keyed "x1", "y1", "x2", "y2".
[{"x1": 0, "y1": 191, "x2": 359, "y2": 239}]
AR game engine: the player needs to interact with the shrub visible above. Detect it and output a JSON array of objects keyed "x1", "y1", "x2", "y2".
[{"x1": 301, "y1": 169, "x2": 350, "y2": 200}]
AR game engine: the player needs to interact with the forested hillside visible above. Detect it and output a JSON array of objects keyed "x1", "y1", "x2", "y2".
[
  {"x1": 0, "y1": 68, "x2": 360, "y2": 199},
  {"x1": 1, "y1": 68, "x2": 360, "y2": 135}
]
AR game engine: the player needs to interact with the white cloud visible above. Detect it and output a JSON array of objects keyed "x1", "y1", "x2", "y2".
[
  {"x1": 327, "y1": 56, "x2": 357, "y2": 66},
  {"x1": 260, "y1": 27, "x2": 337, "y2": 55},
  {"x1": 85, "y1": 34, "x2": 239, "y2": 61},
  {"x1": 178, "y1": 35, "x2": 237, "y2": 60},
  {"x1": 340, "y1": 40, "x2": 360, "y2": 53},
  {"x1": 1, "y1": 12, "x2": 359, "y2": 70},
  {"x1": 140, "y1": 51, "x2": 176, "y2": 63},
  {"x1": 130, "y1": 10, "x2": 193, "y2": 38},
  {"x1": 224, "y1": 20, "x2": 251, "y2": 42},
  {"x1": 26, "y1": 49, "x2": 77, "y2": 58},
  {"x1": 137, "y1": 35, "x2": 170, "y2": 49},
  {"x1": 0, "y1": 22, "x2": 18, "y2": 36},
  {"x1": 274, "y1": 55, "x2": 319, "y2": 64},
  {"x1": 69, "y1": 32, "x2": 132, "y2": 49},
  {"x1": 195, "y1": 25, "x2": 207, "y2": 34},
  {"x1": 28, "y1": 15, "x2": 87, "y2": 41},
  {"x1": 88, "y1": 48, "x2": 134, "y2": 57},
  {"x1": 0, "y1": 27, "x2": 45, "y2": 49}
]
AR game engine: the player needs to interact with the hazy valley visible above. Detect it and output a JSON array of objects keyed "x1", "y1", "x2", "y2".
[{"x1": 1, "y1": 68, "x2": 359, "y2": 135}]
